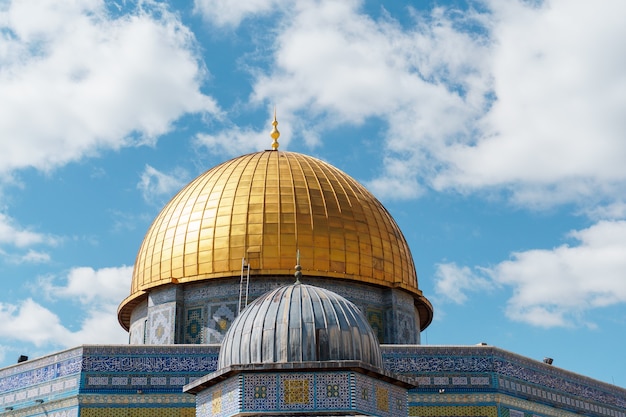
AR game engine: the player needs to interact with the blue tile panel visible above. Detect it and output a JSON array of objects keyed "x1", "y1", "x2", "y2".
[
  {"x1": 384, "y1": 345, "x2": 626, "y2": 417},
  {"x1": 196, "y1": 376, "x2": 242, "y2": 417},
  {"x1": 79, "y1": 392, "x2": 196, "y2": 408},
  {"x1": 0, "y1": 396, "x2": 78, "y2": 417},
  {"x1": 0, "y1": 345, "x2": 221, "y2": 411},
  {"x1": 0, "y1": 347, "x2": 82, "y2": 410},
  {"x1": 134, "y1": 276, "x2": 420, "y2": 345},
  {"x1": 1, "y1": 344, "x2": 625, "y2": 417},
  {"x1": 314, "y1": 372, "x2": 352, "y2": 410},
  {"x1": 80, "y1": 345, "x2": 221, "y2": 394},
  {"x1": 353, "y1": 371, "x2": 407, "y2": 416},
  {"x1": 242, "y1": 373, "x2": 277, "y2": 411},
  {"x1": 194, "y1": 370, "x2": 406, "y2": 416}
]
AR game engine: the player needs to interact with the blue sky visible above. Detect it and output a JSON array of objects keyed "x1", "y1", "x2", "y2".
[{"x1": 1, "y1": 0, "x2": 625, "y2": 387}]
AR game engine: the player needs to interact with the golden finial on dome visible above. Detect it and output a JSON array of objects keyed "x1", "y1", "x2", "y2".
[
  {"x1": 270, "y1": 107, "x2": 280, "y2": 150},
  {"x1": 294, "y1": 249, "x2": 302, "y2": 284}
]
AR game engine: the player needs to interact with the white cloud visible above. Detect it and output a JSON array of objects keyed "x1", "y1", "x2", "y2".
[
  {"x1": 495, "y1": 220, "x2": 626, "y2": 326},
  {"x1": 428, "y1": 0, "x2": 626, "y2": 207},
  {"x1": 138, "y1": 165, "x2": 189, "y2": 205},
  {"x1": 0, "y1": 266, "x2": 131, "y2": 349},
  {"x1": 225, "y1": 0, "x2": 626, "y2": 210},
  {"x1": 253, "y1": 1, "x2": 488, "y2": 122},
  {"x1": 42, "y1": 266, "x2": 133, "y2": 305},
  {"x1": 0, "y1": 298, "x2": 128, "y2": 348},
  {"x1": 585, "y1": 202, "x2": 626, "y2": 222},
  {"x1": 0, "y1": 0, "x2": 218, "y2": 175},
  {"x1": 244, "y1": 0, "x2": 490, "y2": 199},
  {"x1": 0, "y1": 213, "x2": 55, "y2": 248},
  {"x1": 435, "y1": 221, "x2": 626, "y2": 328},
  {"x1": 66, "y1": 303, "x2": 128, "y2": 345},
  {"x1": 366, "y1": 156, "x2": 426, "y2": 199},
  {"x1": 0, "y1": 213, "x2": 57, "y2": 264},
  {"x1": 0, "y1": 299, "x2": 72, "y2": 347},
  {"x1": 434, "y1": 263, "x2": 494, "y2": 304},
  {"x1": 18, "y1": 250, "x2": 51, "y2": 264},
  {"x1": 194, "y1": 0, "x2": 286, "y2": 27}
]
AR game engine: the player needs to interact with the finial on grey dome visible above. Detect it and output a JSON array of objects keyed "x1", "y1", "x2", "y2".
[{"x1": 294, "y1": 249, "x2": 302, "y2": 284}]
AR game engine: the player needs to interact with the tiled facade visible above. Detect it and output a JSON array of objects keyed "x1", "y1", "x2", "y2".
[
  {"x1": 353, "y1": 372, "x2": 408, "y2": 416},
  {"x1": 1, "y1": 345, "x2": 624, "y2": 416},
  {"x1": 0, "y1": 348, "x2": 82, "y2": 416},
  {"x1": 385, "y1": 345, "x2": 626, "y2": 415},
  {"x1": 128, "y1": 277, "x2": 422, "y2": 347},
  {"x1": 191, "y1": 368, "x2": 408, "y2": 416},
  {"x1": 80, "y1": 393, "x2": 196, "y2": 417},
  {"x1": 0, "y1": 346, "x2": 217, "y2": 417}
]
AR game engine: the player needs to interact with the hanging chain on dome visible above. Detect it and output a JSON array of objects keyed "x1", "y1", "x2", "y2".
[{"x1": 270, "y1": 107, "x2": 280, "y2": 150}]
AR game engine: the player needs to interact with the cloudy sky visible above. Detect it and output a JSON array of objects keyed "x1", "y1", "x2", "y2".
[{"x1": 1, "y1": 0, "x2": 625, "y2": 387}]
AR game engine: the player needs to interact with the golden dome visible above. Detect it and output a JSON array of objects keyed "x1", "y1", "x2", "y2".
[{"x1": 118, "y1": 150, "x2": 432, "y2": 330}]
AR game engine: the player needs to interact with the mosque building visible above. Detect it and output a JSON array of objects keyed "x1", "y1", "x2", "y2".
[{"x1": 1, "y1": 117, "x2": 625, "y2": 416}]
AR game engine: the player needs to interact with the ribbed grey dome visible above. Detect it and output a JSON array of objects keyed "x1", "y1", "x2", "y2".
[{"x1": 218, "y1": 283, "x2": 383, "y2": 369}]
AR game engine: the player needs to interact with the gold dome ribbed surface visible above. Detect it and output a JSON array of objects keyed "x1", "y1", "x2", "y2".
[{"x1": 118, "y1": 150, "x2": 430, "y2": 329}]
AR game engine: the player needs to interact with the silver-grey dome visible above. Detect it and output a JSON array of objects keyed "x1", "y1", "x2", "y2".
[{"x1": 218, "y1": 283, "x2": 383, "y2": 369}]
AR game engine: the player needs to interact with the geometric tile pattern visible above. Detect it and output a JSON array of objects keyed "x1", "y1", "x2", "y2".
[
  {"x1": 6, "y1": 408, "x2": 78, "y2": 417},
  {"x1": 148, "y1": 304, "x2": 174, "y2": 344},
  {"x1": 196, "y1": 376, "x2": 241, "y2": 417},
  {"x1": 0, "y1": 356, "x2": 82, "y2": 393},
  {"x1": 254, "y1": 385, "x2": 267, "y2": 399},
  {"x1": 385, "y1": 289, "x2": 420, "y2": 344},
  {"x1": 81, "y1": 407, "x2": 195, "y2": 417},
  {"x1": 498, "y1": 376, "x2": 624, "y2": 417},
  {"x1": 409, "y1": 392, "x2": 604, "y2": 417},
  {"x1": 79, "y1": 393, "x2": 195, "y2": 406},
  {"x1": 498, "y1": 395, "x2": 587, "y2": 417},
  {"x1": 278, "y1": 373, "x2": 314, "y2": 412},
  {"x1": 0, "y1": 349, "x2": 82, "y2": 414},
  {"x1": 211, "y1": 388, "x2": 222, "y2": 414},
  {"x1": 129, "y1": 319, "x2": 146, "y2": 345},
  {"x1": 0, "y1": 398, "x2": 78, "y2": 417},
  {"x1": 203, "y1": 369, "x2": 406, "y2": 416},
  {"x1": 129, "y1": 303, "x2": 148, "y2": 345},
  {"x1": 131, "y1": 276, "x2": 425, "y2": 347},
  {"x1": 1, "y1": 375, "x2": 80, "y2": 409},
  {"x1": 383, "y1": 345, "x2": 626, "y2": 413},
  {"x1": 411, "y1": 390, "x2": 624, "y2": 417},
  {"x1": 221, "y1": 377, "x2": 241, "y2": 416},
  {"x1": 376, "y1": 386, "x2": 389, "y2": 412},
  {"x1": 243, "y1": 374, "x2": 277, "y2": 410},
  {"x1": 315, "y1": 372, "x2": 350, "y2": 410},
  {"x1": 355, "y1": 371, "x2": 373, "y2": 412},
  {"x1": 283, "y1": 379, "x2": 309, "y2": 405},
  {"x1": 353, "y1": 371, "x2": 406, "y2": 417},
  {"x1": 409, "y1": 404, "x2": 498, "y2": 417},
  {"x1": 206, "y1": 303, "x2": 237, "y2": 344},
  {"x1": 366, "y1": 308, "x2": 384, "y2": 343},
  {"x1": 184, "y1": 307, "x2": 204, "y2": 344},
  {"x1": 191, "y1": 370, "x2": 407, "y2": 417}
]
